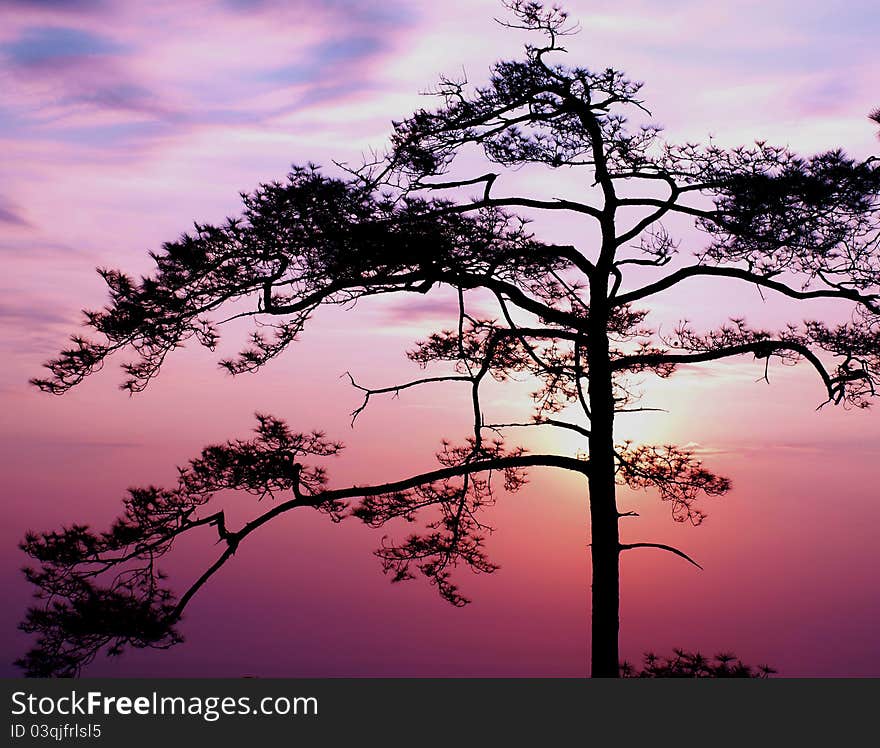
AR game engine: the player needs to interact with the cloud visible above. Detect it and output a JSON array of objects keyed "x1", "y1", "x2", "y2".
[
  {"x1": 382, "y1": 297, "x2": 460, "y2": 324},
  {"x1": 0, "y1": 435, "x2": 143, "y2": 449},
  {"x1": 3, "y1": 26, "x2": 123, "y2": 67},
  {"x1": 0, "y1": 197, "x2": 29, "y2": 226},
  {"x1": 0, "y1": 294, "x2": 79, "y2": 361},
  {"x1": 258, "y1": 29, "x2": 406, "y2": 111},
  {"x1": 379, "y1": 296, "x2": 497, "y2": 326},
  {"x1": 0, "y1": 0, "x2": 103, "y2": 9},
  {"x1": 0, "y1": 301, "x2": 70, "y2": 327},
  {"x1": 0, "y1": 238, "x2": 84, "y2": 258},
  {"x1": 1, "y1": 26, "x2": 177, "y2": 148},
  {"x1": 679, "y1": 441, "x2": 732, "y2": 456},
  {"x1": 220, "y1": 0, "x2": 414, "y2": 27},
  {"x1": 69, "y1": 83, "x2": 165, "y2": 115},
  {"x1": 267, "y1": 35, "x2": 385, "y2": 85},
  {"x1": 0, "y1": 0, "x2": 100, "y2": 5},
  {"x1": 0, "y1": 0, "x2": 419, "y2": 154}
]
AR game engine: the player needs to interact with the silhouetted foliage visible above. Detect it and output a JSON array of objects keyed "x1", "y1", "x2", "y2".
[
  {"x1": 620, "y1": 650, "x2": 776, "y2": 678},
  {"x1": 20, "y1": 1, "x2": 879, "y2": 676}
]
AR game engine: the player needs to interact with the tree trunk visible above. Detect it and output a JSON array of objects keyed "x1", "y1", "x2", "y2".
[{"x1": 586, "y1": 283, "x2": 620, "y2": 678}]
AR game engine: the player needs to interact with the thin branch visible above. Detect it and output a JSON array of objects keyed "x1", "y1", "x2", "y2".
[
  {"x1": 614, "y1": 265, "x2": 880, "y2": 310},
  {"x1": 619, "y1": 542, "x2": 703, "y2": 570},
  {"x1": 573, "y1": 331, "x2": 591, "y2": 419},
  {"x1": 432, "y1": 194, "x2": 604, "y2": 221},
  {"x1": 615, "y1": 406, "x2": 669, "y2": 413},
  {"x1": 614, "y1": 177, "x2": 682, "y2": 248},
  {"x1": 343, "y1": 371, "x2": 472, "y2": 426},
  {"x1": 443, "y1": 271, "x2": 591, "y2": 331},
  {"x1": 615, "y1": 197, "x2": 719, "y2": 222},
  {"x1": 484, "y1": 418, "x2": 591, "y2": 438}
]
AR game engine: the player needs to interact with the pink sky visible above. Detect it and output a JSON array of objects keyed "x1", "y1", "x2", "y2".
[{"x1": 1, "y1": 0, "x2": 878, "y2": 676}]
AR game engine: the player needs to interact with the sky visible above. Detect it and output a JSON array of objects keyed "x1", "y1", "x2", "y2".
[{"x1": 1, "y1": 0, "x2": 879, "y2": 677}]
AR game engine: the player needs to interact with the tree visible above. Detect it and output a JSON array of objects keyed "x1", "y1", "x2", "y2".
[{"x1": 18, "y1": 2, "x2": 880, "y2": 677}]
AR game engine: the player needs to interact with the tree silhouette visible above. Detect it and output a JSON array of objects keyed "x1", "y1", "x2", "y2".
[{"x1": 19, "y1": 2, "x2": 880, "y2": 677}]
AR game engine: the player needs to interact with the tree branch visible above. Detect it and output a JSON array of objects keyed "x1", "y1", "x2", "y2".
[
  {"x1": 612, "y1": 340, "x2": 836, "y2": 398},
  {"x1": 483, "y1": 418, "x2": 591, "y2": 438},
  {"x1": 616, "y1": 198, "x2": 718, "y2": 222},
  {"x1": 166, "y1": 451, "x2": 592, "y2": 620},
  {"x1": 614, "y1": 265, "x2": 880, "y2": 310},
  {"x1": 343, "y1": 371, "x2": 472, "y2": 426},
  {"x1": 619, "y1": 542, "x2": 703, "y2": 570}
]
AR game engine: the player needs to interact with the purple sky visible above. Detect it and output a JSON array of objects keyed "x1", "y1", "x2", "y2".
[{"x1": 1, "y1": 0, "x2": 879, "y2": 676}]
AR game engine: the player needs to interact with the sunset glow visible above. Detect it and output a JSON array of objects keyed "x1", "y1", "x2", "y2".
[{"x1": 1, "y1": 0, "x2": 878, "y2": 677}]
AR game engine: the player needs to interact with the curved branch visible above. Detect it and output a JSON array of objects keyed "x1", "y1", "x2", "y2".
[
  {"x1": 166, "y1": 451, "x2": 592, "y2": 621},
  {"x1": 614, "y1": 265, "x2": 880, "y2": 309},
  {"x1": 619, "y1": 542, "x2": 703, "y2": 570},
  {"x1": 616, "y1": 198, "x2": 718, "y2": 222},
  {"x1": 614, "y1": 175, "x2": 682, "y2": 247},
  {"x1": 245, "y1": 452, "x2": 590, "y2": 532},
  {"x1": 442, "y1": 271, "x2": 590, "y2": 331},
  {"x1": 612, "y1": 340, "x2": 837, "y2": 399},
  {"x1": 492, "y1": 293, "x2": 577, "y2": 383},
  {"x1": 565, "y1": 96, "x2": 617, "y2": 218},
  {"x1": 171, "y1": 544, "x2": 237, "y2": 619},
  {"x1": 573, "y1": 331, "x2": 591, "y2": 419}
]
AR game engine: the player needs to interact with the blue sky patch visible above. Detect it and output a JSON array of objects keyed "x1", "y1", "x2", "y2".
[{"x1": 3, "y1": 26, "x2": 122, "y2": 66}]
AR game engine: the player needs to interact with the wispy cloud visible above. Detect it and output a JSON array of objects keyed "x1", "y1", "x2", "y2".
[
  {"x1": 0, "y1": 0, "x2": 104, "y2": 10},
  {"x1": 2, "y1": 25, "x2": 123, "y2": 67},
  {"x1": 0, "y1": 196, "x2": 30, "y2": 226},
  {"x1": 0, "y1": 1, "x2": 416, "y2": 154},
  {"x1": 0, "y1": 299, "x2": 71, "y2": 327}
]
